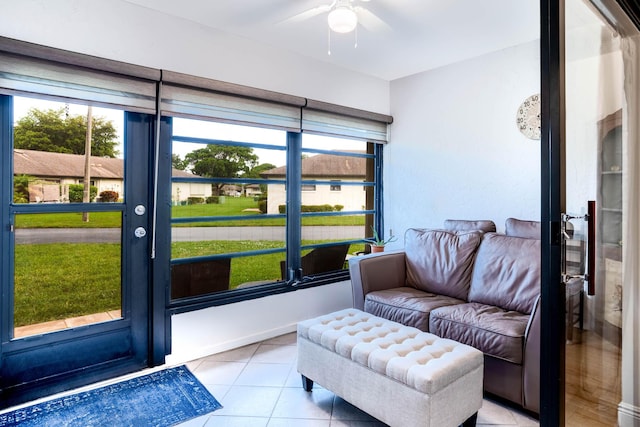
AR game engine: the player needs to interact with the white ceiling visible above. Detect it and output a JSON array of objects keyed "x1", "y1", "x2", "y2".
[{"x1": 123, "y1": 0, "x2": 541, "y2": 81}]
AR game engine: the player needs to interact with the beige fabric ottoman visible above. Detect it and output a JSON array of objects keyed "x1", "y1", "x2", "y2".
[{"x1": 297, "y1": 308, "x2": 483, "y2": 427}]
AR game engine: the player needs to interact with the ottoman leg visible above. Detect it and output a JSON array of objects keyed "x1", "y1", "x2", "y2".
[
  {"x1": 461, "y1": 412, "x2": 477, "y2": 427},
  {"x1": 301, "y1": 375, "x2": 314, "y2": 392}
]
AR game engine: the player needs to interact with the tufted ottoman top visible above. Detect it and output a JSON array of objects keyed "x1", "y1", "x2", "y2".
[{"x1": 297, "y1": 308, "x2": 483, "y2": 395}]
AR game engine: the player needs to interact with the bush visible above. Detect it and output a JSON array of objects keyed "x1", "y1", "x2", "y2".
[
  {"x1": 258, "y1": 200, "x2": 267, "y2": 214},
  {"x1": 301, "y1": 204, "x2": 334, "y2": 213},
  {"x1": 279, "y1": 204, "x2": 343, "y2": 213},
  {"x1": 13, "y1": 174, "x2": 32, "y2": 203},
  {"x1": 187, "y1": 197, "x2": 205, "y2": 205},
  {"x1": 206, "y1": 196, "x2": 220, "y2": 204},
  {"x1": 68, "y1": 184, "x2": 98, "y2": 203},
  {"x1": 99, "y1": 190, "x2": 119, "y2": 202}
]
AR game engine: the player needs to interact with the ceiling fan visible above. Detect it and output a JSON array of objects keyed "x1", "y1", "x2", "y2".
[{"x1": 280, "y1": 0, "x2": 390, "y2": 34}]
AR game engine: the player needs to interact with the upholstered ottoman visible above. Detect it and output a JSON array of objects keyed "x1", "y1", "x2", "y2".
[{"x1": 297, "y1": 309, "x2": 483, "y2": 427}]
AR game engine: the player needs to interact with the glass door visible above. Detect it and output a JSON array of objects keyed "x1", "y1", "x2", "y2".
[
  {"x1": 562, "y1": 0, "x2": 638, "y2": 424},
  {"x1": 0, "y1": 95, "x2": 154, "y2": 407}
]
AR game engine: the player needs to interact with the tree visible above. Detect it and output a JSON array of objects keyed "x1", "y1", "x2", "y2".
[
  {"x1": 183, "y1": 145, "x2": 258, "y2": 195},
  {"x1": 172, "y1": 153, "x2": 187, "y2": 170},
  {"x1": 247, "y1": 163, "x2": 276, "y2": 195},
  {"x1": 13, "y1": 107, "x2": 120, "y2": 157},
  {"x1": 246, "y1": 163, "x2": 276, "y2": 178}
]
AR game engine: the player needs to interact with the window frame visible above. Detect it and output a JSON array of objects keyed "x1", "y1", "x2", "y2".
[{"x1": 163, "y1": 120, "x2": 384, "y2": 313}]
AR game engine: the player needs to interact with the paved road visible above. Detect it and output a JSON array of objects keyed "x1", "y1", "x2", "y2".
[{"x1": 15, "y1": 226, "x2": 365, "y2": 244}]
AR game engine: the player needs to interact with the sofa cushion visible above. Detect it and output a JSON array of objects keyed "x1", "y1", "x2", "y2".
[
  {"x1": 364, "y1": 287, "x2": 465, "y2": 331},
  {"x1": 444, "y1": 219, "x2": 496, "y2": 233},
  {"x1": 429, "y1": 302, "x2": 530, "y2": 364},
  {"x1": 468, "y1": 233, "x2": 540, "y2": 314},
  {"x1": 505, "y1": 218, "x2": 541, "y2": 239},
  {"x1": 404, "y1": 229, "x2": 483, "y2": 300}
]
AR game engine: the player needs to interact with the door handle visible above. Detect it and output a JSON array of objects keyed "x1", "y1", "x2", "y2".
[
  {"x1": 586, "y1": 200, "x2": 596, "y2": 296},
  {"x1": 561, "y1": 200, "x2": 596, "y2": 296}
]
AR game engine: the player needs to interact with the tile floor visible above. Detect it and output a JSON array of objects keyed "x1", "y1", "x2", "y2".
[{"x1": 176, "y1": 332, "x2": 540, "y2": 427}]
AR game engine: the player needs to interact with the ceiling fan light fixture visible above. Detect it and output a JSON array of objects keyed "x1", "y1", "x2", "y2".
[{"x1": 328, "y1": 6, "x2": 358, "y2": 33}]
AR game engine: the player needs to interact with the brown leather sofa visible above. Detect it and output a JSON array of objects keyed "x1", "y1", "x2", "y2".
[{"x1": 349, "y1": 219, "x2": 541, "y2": 414}]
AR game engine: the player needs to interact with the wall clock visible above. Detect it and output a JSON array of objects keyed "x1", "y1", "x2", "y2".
[{"x1": 516, "y1": 94, "x2": 541, "y2": 140}]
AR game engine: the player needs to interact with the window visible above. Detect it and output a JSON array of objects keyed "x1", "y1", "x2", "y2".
[
  {"x1": 167, "y1": 119, "x2": 383, "y2": 304},
  {"x1": 10, "y1": 96, "x2": 126, "y2": 337},
  {"x1": 169, "y1": 119, "x2": 287, "y2": 299}
]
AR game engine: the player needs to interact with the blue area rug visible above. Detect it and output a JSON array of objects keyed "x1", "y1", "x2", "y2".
[{"x1": 0, "y1": 365, "x2": 222, "y2": 426}]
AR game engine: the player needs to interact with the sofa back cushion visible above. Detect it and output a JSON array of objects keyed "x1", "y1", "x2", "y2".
[
  {"x1": 505, "y1": 218, "x2": 541, "y2": 239},
  {"x1": 468, "y1": 233, "x2": 540, "y2": 314},
  {"x1": 404, "y1": 228, "x2": 483, "y2": 300},
  {"x1": 444, "y1": 219, "x2": 496, "y2": 233}
]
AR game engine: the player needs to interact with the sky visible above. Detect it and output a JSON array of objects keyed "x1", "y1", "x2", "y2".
[{"x1": 13, "y1": 96, "x2": 365, "y2": 166}]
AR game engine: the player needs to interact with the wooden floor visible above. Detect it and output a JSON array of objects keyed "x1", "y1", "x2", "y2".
[{"x1": 565, "y1": 328, "x2": 622, "y2": 426}]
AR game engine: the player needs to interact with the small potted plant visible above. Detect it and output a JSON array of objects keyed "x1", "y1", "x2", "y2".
[{"x1": 365, "y1": 226, "x2": 397, "y2": 253}]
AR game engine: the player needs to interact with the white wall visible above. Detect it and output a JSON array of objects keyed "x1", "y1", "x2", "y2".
[
  {"x1": 0, "y1": 0, "x2": 390, "y2": 115},
  {"x1": 385, "y1": 41, "x2": 541, "y2": 247},
  {"x1": 166, "y1": 280, "x2": 352, "y2": 364}
]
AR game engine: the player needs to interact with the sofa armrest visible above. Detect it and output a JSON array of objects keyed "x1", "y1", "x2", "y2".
[
  {"x1": 349, "y1": 251, "x2": 407, "y2": 310},
  {"x1": 522, "y1": 295, "x2": 541, "y2": 413}
]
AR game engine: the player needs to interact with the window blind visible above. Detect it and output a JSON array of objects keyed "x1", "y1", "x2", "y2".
[
  {"x1": 301, "y1": 102, "x2": 391, "y2": 143},
  {"x1": 160, "y1": 70, "x2": 305, "y2": 132},
  {"x1": 0, "y1": 36, "x2": 393, "y2": 140},
  {"x1": 0, "y1": 37, "x2": 158, "y2": 113}
]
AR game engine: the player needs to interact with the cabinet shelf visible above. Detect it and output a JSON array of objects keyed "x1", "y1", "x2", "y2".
[{"x1": 597, "y1": 110, "x2": 623, "y2": 331}]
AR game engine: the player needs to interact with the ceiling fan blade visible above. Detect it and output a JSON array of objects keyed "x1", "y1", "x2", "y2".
[
  {"x1": 355, "y1": 7, "x2": 392, "y2": 32},
  {"x1": 278, "y1": 4, "x2": 332, "y2": 25}
]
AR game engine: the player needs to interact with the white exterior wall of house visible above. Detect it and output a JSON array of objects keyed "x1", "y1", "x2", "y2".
[
  {"x1": 171, "y1": 183, "x2": 212, "y2": 204},
  {"x1": 266, "y1": 179, "x2": 365, "y2": 214},
  {"x1": 93, "y1": 179, "x2": 123, "y2": 198},
  {"x1": 244, "y1": 185, "x2": 262, "y2": 198}
]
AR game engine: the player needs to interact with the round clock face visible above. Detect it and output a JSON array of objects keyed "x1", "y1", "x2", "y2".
[{"x1": 516, "y1": 94, "x2": 541, "y2": 140}]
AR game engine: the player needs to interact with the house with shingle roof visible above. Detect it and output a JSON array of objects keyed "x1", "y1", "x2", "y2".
[
  {"x1": 13, "y1": 149, "x2": 209, "y2": 203},
  {"x1": 260, "y1": 153, "x2": 366, "y2": 214}
]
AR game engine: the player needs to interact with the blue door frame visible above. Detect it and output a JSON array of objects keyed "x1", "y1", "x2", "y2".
[{"x1": 0, "y1": 96, "x2": 163, "y2": 407}]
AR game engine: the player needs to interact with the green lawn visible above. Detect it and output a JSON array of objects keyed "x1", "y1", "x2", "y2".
[
  {"x1": 14, "y1": 239, "x2": 365, "y2": 327},
  {"x1": 15, "y1": 196, "x2": 366, "y2": 228},
  {"x1": 14, "y1": 243, "x2": 121, "y2": 327}
]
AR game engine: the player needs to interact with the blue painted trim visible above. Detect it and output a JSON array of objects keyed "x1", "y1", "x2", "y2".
[
  {"x1": 300, "y1": 179, "x2": 373, "y2": 186},
  {"x1": 300, "y1": 147, "x2": 374, "y2": 159},
  {"x1": 171, "y1": 214, "x2": 286, "y2": 223},
  {"x1": 374, "y1": 143, "x2": 385, "y2": 240},
  {"x1": 286, "y1": 132, "x2": 302, "y2": 282},
  {"x1": 300, "y1": 210, "x2": 373, "y2": 218},
  {"x1": 155, "y1": 116, "x2": 174, "y2": 356},
  {"x1": 300, "y1": 240, "x2": 362, "y2": 250},
  {"x1": 172, "y1": 135, "x2": 286, "y2": 153},
  {"x1": 171, "y1": 246, "x2": 285, "y2": 265},
  {"x1": 10, "y1": 203, "x2": 125, "y2": 214},
  {"x1": 171, "y1": 176, "x2": 285, "y2": 185},
  {"x1": 1, "y1": 95, "x2": 13, "y2": 344}
]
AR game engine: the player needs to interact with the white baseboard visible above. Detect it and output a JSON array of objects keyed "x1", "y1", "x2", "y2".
[
  {"x1": 165, "y1": 323, "x2": 297, "y2": 365},
  {"x1": 618, "y1": 401, "x2": 640, "y2": 426}
]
